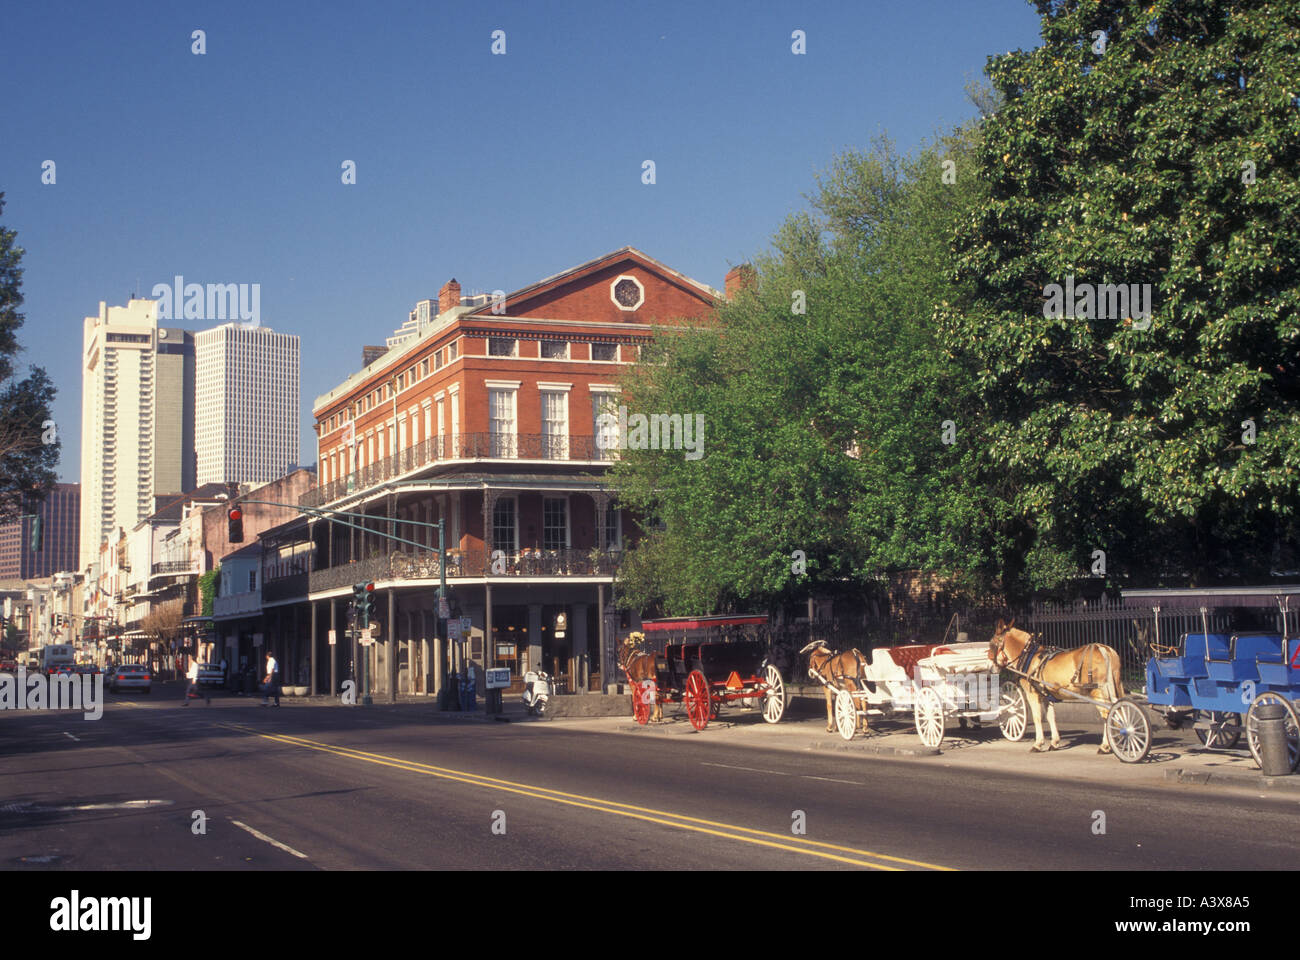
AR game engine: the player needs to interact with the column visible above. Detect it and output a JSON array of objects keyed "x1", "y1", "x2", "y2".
[
  {"x1": 310, "y1": 601, "x2": 318, "y2": 696},
  {"x1": 573, "y1": 602, "x2": 589, "y2": 694},
  {"x1": 388, "y1": 587, "x2": 397, "y2": 702},
  {"x1": 329, "y1": 599, "x2": 338, "y2": 697},
  {"x1": 527, "y1": 603, "x2": 542, "y2": 677}
]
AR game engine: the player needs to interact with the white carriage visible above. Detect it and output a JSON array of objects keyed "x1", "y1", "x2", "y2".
[{"x1": 833, "y1": 641, "x2": 1029, "y2": 748}]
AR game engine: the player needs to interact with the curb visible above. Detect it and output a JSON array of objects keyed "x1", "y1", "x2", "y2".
[
  {"x1": 1162, "y1": 767, "x2": 1300, "y2": 792},
  {"x1": 807, "y1": 738, "x2": 940, "y2": 758}
]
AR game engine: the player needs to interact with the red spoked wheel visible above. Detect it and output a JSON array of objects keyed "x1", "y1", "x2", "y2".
[
  {"x1": 632, "y1": 679, "x2": 655, "y2": 725},
  {"x1": 685, "y1": 670, "x2": 711, "y2": 730}
]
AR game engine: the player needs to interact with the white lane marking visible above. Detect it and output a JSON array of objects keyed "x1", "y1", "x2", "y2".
[
  {"x1": 2, "y1": 799, "x2": 174, "y2": 813},
  {"x1": 803, "y1": 776, "x2": 863, "y2": 785},
  {"x1": 63, "y1": 732, "x2": 81, "y2": 742},
  {"x1": 700, "y1": 762, "x2": 791, "y2": 776},
  {"x1": 60, "y1": 799, "x2": 173, "y2": 811},
  {"x1": 231, "y1": 819, "x2": 309, "y2": 859}
]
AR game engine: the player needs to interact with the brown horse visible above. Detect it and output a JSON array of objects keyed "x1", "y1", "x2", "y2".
[
  {"x1": 620, "y1": 632, "x2": 662, "y2": 722},
  {"x1": 987, "y1": 620, "x2": 1122, "y2": 753},
  {"x1": 801, "y1": 640, "x2": 874, "y2": 734}
]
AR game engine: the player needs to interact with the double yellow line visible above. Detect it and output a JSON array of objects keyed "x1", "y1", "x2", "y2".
[{"x1": 217, "y1": 722, "x2": 954, "y2": 870}]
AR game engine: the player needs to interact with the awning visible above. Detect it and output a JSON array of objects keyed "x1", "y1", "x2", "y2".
[{"x1": 1121, "y1": 586, "x2": 1300, "y2": 610}]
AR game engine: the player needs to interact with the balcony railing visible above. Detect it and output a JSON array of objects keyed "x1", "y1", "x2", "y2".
[
  {"x1": 302, "y1": 433, "x2": 614, "y2": 508},
  {"x1": 151, "y1": 561, "x2": 196, "y2": 576},
  {"x1": 308, "y1": 547, "x2": 621, "y2": 593},
  {"x1": 213, "y1": 591, "x2": 263, "y2": 618}
]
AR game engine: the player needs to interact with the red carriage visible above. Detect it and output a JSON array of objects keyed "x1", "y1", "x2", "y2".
[{"x1": 624, "y1": 614, "x2": 788, "y2": 730}]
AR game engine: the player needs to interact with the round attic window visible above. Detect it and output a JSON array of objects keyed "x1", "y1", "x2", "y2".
[{"x1": 611, "y1": 275, "x2": 644, "y2": 311}]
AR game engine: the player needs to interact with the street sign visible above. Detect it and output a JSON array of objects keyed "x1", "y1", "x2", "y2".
[
  {"x1": 447, "y1": 620, "x2": 463, "y2": 641},
  {"x1": 369, "y1": 624, "x2": 381, "y2": 640},
  {"x1": 485, "y1": 667, "x2": 511, "y2": 689},
  {"x1": 438, "y1": 597, "x2": 450, "y2": 619},
  {"x1": 328, "y1": 629, "x2": 337, "y2": 646},
  {"x1": 460, "y1": 616, "x2": 472, "y2": 633}
]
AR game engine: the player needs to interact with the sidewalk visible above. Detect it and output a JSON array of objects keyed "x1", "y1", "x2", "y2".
[{"x1": 543, "y1": 699, "x2": 1300, "y2": 796}]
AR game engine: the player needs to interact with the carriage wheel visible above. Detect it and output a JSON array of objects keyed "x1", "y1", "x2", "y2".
[
  {"x1": 632, "y1": 680, "x2": 655, "y2": 725},
  {"x1": 999, "y1": 681, "x2": 1028, "y2": 742},
  {"x1": 914, "y1": 687, "x2": 944, "y2": 748},
  {"x1": 762, "y1": 664, "x2": 787, "y2": 724},
  {"x1": 684, "y1": 670, "x2": 711, "y2": 730},
  {"x1": 1105, "y1": 698, "x2": 1151, "y2": 763},
  {"x1": 1246, "y1": 693, "x2": 1300, "y2": 772},
  {"x1": 834, "y1": 689, "x2": 857, "y2": 741},
  {"x1": 1193, "y1": 710, "x2": 1242, "y2": 750}
]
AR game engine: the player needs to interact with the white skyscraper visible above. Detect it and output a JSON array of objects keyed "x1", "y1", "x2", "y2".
[
  {"x1": 79, "y1": 299, "x2": 195, "y2": 570},
  {"x1": 194, "y1": 324, "x2": 300, "y2": 486}
]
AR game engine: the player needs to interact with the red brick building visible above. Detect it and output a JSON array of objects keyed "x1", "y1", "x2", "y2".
[{"x1": 291, "y1": 247, "x2": 727, "y2": 697}]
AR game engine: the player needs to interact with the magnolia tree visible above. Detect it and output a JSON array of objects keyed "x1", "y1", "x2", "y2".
[{"x1": 937, "y1": 0, "x2": 1299, "y2": 594}]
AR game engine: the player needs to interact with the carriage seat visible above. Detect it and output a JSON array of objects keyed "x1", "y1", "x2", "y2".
[
  {"x1": 883, "y1": 644, "x2": 942, "y2": 679},
  {"x1": 1153, "y1": 633, "x2": 1214, "y2": 680},
  {"x1": 1207, "y1": 633, "x2": 1279, "y2": 683}
]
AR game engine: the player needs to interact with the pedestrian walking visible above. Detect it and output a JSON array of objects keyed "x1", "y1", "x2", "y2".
[
  {"x1": 182, "y1": 658, "x2": 209, "y2": 706},
  {"x1": 261, "y1": 651, "x2": 280, "y2": 707}
]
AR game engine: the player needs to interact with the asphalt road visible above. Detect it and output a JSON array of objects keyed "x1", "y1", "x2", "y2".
[{"x1": 2, "y1": 688, "x2": 1297, "y2": 871}]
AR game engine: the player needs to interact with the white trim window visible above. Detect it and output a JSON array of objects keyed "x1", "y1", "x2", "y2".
[
  {"x1": 436, "y1": 397, "x2": 446, "y2": 456},
  {"x1": 450, "y1": 387, "x2": 460, "y2": 450},
  {"x1": 540, "y1": 389, "x2": 569, "y2": 459},
  {"x1": 601, "y1": 506, "x2": 621, "y2": 550},
  {"x1": 492, "y1": 496, "x2": 518, "y2": 555},
  {"x1": 540, "y1": 340, "x2": 568, "y2": 359},
  {"x1": 592, "y1": 389, "x2": 620, "y2": 460},
  {"x1": 488, "y1": 387, "x2": 516, "y2": 458},
  {"x1": 543, "y1": 497, "x2": 569, "y2": 551}
]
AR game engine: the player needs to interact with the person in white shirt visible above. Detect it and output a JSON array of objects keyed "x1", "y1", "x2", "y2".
[
  {"x1": 262, "y1": 651, "x2": 280, "y2": 707},
  {"x1": 182, "y1": 658, "x2": 209, "y2": 706}
]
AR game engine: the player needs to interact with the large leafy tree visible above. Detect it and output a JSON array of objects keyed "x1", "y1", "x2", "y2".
[
  {"x1": 937, "y1": 0, "x2": 1300, "y2": 592},
  {"x1": 614, "y1": 131, "x2": 990, "y2": 614},
  {"x1": 0, "y1": 193, "x2": 59, "y2": 524}
]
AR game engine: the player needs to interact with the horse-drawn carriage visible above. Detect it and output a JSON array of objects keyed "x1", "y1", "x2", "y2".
[
  {"x1": 622, "y1": 615, "x2": 787, "y2": 730},
  {"x1": 807, "y1": 639, "x2": 1027, "y2": 748},
  {"x1": 1130, "y1": 586, "x2": 1300, "y2": 771}
]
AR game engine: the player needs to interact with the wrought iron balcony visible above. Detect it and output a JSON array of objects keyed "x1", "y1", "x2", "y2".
[
  {"x1": 151, "y1": 561, "x2": 196, "y2": 576},
  {"x1": 301, "y1": 433, "x2": 613, "y2": 508},
  {"x1": 308, "y1": 547, "x2": 621, "y2": 593}
]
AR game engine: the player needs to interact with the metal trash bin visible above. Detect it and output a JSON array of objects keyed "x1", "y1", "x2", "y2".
[{"x1": 1255, "y1": 702, "x2": 1291, "y2": 776}]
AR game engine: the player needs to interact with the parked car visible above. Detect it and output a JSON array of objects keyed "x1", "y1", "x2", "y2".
[
  {"x1": 197, "y1": 663, "x2": 225, "y2": 688},
  {"x1": 109, "y1": 664, "x2": 151, "y2": 694}
]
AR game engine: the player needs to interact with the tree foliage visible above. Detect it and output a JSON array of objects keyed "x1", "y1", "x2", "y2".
[
  {"x1": 614, "y1": 131, "x2": 989, "y2": 614},
  {"x1": 937, "y1": 0, "x2": 1300, "y2": 591},
  {"x1": 0, "y1": 193, "x2": 58, "y2": 525}
]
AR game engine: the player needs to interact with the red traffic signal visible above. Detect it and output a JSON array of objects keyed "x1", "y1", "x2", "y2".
[
  {"x1": 228, "y1": 507, "x2": 244, "y2": 543},
  {"x1": 365, "y1": 582, "x2": 375, "y2": 592}
]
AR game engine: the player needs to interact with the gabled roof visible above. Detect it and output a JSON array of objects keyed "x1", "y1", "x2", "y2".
[{"x1": 462, "y1": 246, "x2": 720, "y2": 318}]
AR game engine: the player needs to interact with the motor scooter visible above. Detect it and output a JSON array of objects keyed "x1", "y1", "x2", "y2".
[{"x1": 521, "y1": 669, "x2": 553, "y2": 716}]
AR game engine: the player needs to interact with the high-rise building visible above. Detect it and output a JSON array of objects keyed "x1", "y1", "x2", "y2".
[
  {"x1": 79, "y1": 299, "x2": 195, "y2": 570},
  {"x1": 0, "y1": 483, "x2": 80, "y2": 580},
  {"x1": 194, "y1": 323, "x2": 300, "y2": 486}
]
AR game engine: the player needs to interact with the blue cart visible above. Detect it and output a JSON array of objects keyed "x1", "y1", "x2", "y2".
[{"x1": 1130, "y1": 586, "x2": 1300, "y2": 771}]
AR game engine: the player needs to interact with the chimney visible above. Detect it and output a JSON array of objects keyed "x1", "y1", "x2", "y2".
[
  {"x1": 438, "y1": 278, "x2": 462, "y2": 315},
  {"x1": 724, "y1": 264, "x2": 755, "y2": 299}
]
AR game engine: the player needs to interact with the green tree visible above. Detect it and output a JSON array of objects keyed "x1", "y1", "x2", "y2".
[
  {"x1": 614, "y1": 131, "x2": 990, "y2": 614},
  {"x1": 937, "y1": 0, "x2": 1300, "y2": 593},
  {"x1": 0, "y1": 193, "x2": 58, "y2": 524}
]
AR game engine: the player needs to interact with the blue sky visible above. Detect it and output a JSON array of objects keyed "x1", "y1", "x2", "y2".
[{"x1": 0, "y1": 0, "x2": 1044, "y2": 483}]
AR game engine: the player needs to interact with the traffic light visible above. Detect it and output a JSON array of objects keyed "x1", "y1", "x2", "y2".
[
  {"x1": 353, "y1": 582, "x2": 375, "y2": 627},
  {"x1": 29, "y1": 516, "x2": 42, "y2": 552},
  {"x1": 228, "y1": 507, "x2": 243, "y2": 543}
]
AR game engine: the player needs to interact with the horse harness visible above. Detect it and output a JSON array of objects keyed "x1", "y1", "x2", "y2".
[
  {"x1": 1006, "y1": 637, "x2": 1106, "y2": 703},
  {"x1": 809, "y1": 647, "x2": 876, "y2": 694}
]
